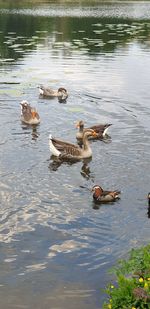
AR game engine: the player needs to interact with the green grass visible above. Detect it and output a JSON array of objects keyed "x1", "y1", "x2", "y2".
[{"x1": 103, "y1": 245, "x2": 150, "y2": 309}]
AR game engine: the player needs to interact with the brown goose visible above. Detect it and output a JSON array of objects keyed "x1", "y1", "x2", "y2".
[
  {"x1": 76, "y1": 120, "x2": 112, "y2": 140},
  {"x1": 49, "y1": 129, "x2": 98, "y2": 160},
  {"x1": 92, "y1": 185, "x2": 121, "y2": 203},
  {"x1": 20, "y1": 100, "x2": 40, "y2": 125},
  {"x1": 38, "y1": 85, "x2": 68, "y2": 101}
]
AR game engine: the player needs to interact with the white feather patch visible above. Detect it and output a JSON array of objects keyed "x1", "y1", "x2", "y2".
[
  {"x1": 39, "y1": 88, "x2": 44, "y2": 95},
  {"x1": 49, "y1": 135, "x2": 61, "y2": 157},
  {"x1": 103, "y1": 127, "x2": 109, "y2": 136}
]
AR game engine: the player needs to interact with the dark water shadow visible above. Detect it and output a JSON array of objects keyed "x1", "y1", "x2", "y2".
[
  {"x1": 21, "y1": 123, "x2": 40, "y2": 140},
  {"x1": 58, "y1": 97, "x2": 68, "y2": 104},
  {"x1": 48, "y1": 155, "x2": 80, "y2": 171},
  {"x1": 92, "y1": 199, "x2": 119, "y2": 210},
  {"x1": 80, "y1": 159, "x2": 95, "y2": 182},
  {"x1": 48, "y1": 156, "x2": 94, "y2": 180}
]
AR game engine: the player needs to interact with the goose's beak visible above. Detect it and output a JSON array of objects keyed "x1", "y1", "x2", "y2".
[
  {"x1": 31, "y1": 111, "x2": 36, "y2": 118},
  {"x1": 75, "y1": 122, "x2": 80, "y2": 128},
  {"x1": 92, "y1": 131, "x2": 98, "y2": 137}
]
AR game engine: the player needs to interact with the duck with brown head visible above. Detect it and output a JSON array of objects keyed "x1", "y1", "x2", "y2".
[
  {"x1": 76, "y1": 120, "x2": 112, "y2": 141},
  {"x1": 92, "y1": 185, "x2": 121, "y2": 203}
]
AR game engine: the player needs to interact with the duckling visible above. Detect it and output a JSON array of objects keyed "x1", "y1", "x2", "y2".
[
  {"x1": 91, "y1": 185, "x2": 121, "y2": 203},
  {"x1": 76, "y1": 120, "x2": 112, "y2": 140},
  {"x1": 49, "y1": 129, "x2": 98, "y2": 160},
  {"x1": 20, "y1": 100, "x2": 40, "y2": 125},
  {"x1": 38, "y1": 85, "x2": 68, "y2": 101}
]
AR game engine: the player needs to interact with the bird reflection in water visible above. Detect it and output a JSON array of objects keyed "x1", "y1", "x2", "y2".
[
  {"x1": 57, "y1": 97, "x2": 68, "y2": 104},
  {"x1": 92, "y1": 202, "x2": 100, "y2": 210},
  {"x1": 48, "y1": 155, "x2": 81, "y2": 171},
  {"x1": 80, "y1": 158, "x2": 95, "y2": 181},
  {"x1": 21, "y1": 124, "x2": 39, "y2": 140},
  {"x1": 48, "y1": 156, "x2": 94, "y2": 181},
  {"x1": 31, "y1": 125, "x2": 39, "y2": 140}
]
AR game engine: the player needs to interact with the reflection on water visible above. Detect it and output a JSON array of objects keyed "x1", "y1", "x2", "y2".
[
  {"x1": 80, "y1": 161, "x2": 93, "y2": 180},
  {"x1": 0, "y1": 1, "x2": 150, "y2": 308},
  {"x1": 49, "y1": 157, "x2": 94, "y2": 182},
  {"x1": 1, "y1": 6, "x2": 150, "y2": 63}
]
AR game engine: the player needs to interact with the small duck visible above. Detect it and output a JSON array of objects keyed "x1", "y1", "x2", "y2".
[
  {"x1": 76, "y1": 120, "x2": 112, "y2": 140},
  {"x1": 20, "y1": 100, "x2": 40, "y2": 125},
  {"x1": 49, "y1": 129, "x2": 98, "y2": 160},
  {"x1": 91, "y1": 185, "x2": 121, "y2": 203},
  {"x1": 38, "y1": 85, "x2": 68, "y2": 101}
]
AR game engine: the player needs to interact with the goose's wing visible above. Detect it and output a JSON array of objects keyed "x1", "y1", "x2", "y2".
[
  {"x1": 51, "y1": 137, "x2": 82, "y2": 157},
  {"x1": 90, "y1": 124, "x2": 112, "y2": 133},
  {"x1": 51, "y1": 137, "x2": 79, "y2": 149},
  {"x1": 45, "y1": 87, "x2": 55, "y2": 96},
  {"x1": 39, "y1": 86, "x2": 55, "y2": 96},
  {"x1": 35, "y1": 112, "x2": 40, "y2": 120},
  {"x1": 21, "y1": 109, "x2": 32, "y2": 121},
  {"x1": 102, "y1": 190, "x2": 121, "y2": 198}
]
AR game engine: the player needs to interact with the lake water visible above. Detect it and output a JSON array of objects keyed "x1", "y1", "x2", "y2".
[{"x1": 0, "y1": 1, "x2": 150, "y2": 308}]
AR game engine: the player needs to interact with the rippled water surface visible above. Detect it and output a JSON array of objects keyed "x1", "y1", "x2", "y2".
[{"x1": 0, "y1": 1, "x2": 150, "y2": 308}]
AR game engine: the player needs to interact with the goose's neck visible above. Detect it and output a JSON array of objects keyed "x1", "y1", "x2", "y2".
[
  {"x1": 79, "y1": 124, "x2": 84, "y2": 133},
  {"x1": 83, "y1": 133, "x2": 91, "y2": 151}
]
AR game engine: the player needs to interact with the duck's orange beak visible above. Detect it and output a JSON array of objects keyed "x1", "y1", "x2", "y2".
[
  {"x1": 75, "y1": 122, "x2": 80, "y2": 129},
  {"x1": 92, "y1": 131, "x2": 98, "y2": 137},
  {"x1": 31, "y1": 111, "x2": 36, "y2": 118}
]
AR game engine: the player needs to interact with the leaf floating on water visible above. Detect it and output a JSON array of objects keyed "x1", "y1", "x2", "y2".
[
  {"x1": 68, "y1": 107, "x2": 84, "y2": 112},
  {"x1": 15, "y1": 50, "x2": 25, "y2": 53},
  {"x1": 64, "y1": 70, "x2": 74, "y2": 74},
  {"x1": 9, "y1": 44, "x2": 22, "y2": 48},
  {"x1": 92, "y1": 23, "x2": 102, "y2": 27},
  {"x1": 10, "y1": 89, "x2": 23, "y2": 97},
  {"x1": 108, "y1": 40, "x2": 119, "y2": 44},
  {"x1": 93, "y1": 30, "x2": 106, "y2": 34},
  {"x1": 32, "y1": 36, "x2": 39, "y2": 39},
  {"x1": 0, "y1": 58, "x2": 14, "y2": 63},
  {"x1": 47, "y1": 79, "x2": 59, "y2": 83},
  {"x1": 0, "y1": 89, "x2": 23, "y2": 97},
  {"x1": 35, "y1": 30, "x2": 48, "y2": 33}
]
